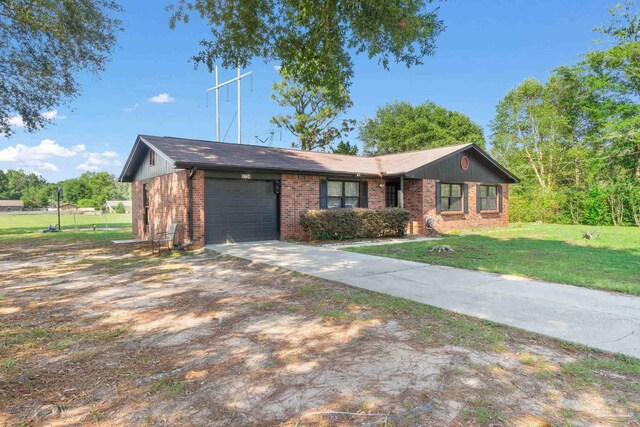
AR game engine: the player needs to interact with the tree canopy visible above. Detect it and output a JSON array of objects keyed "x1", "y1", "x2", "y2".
[
  {"x1": 0, "y1": 0, "x2": 122, "y2": 137},
  {"x1": 491, "y1": 1, "x2": 640, "y2": 226},
  {"x1": 168, "y1": 0, "x2": 444, "y2": 105},
  {"x1": 332, "y1": 141, "x2": 359, "y2": 155},
  {"x1": 359, "y1": 100, "x2": 485, "y2": 155},
  {"x1": 0, "y1": 170, "x2": 129, "y2": 209},
  {"x1": 271, "y1": 74, "x2": 355, "y2": 151}
]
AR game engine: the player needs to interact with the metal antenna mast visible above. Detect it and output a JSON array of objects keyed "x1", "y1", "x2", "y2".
[{"x1": 206, "y1": 65, "x2": 252, "y2": 143}]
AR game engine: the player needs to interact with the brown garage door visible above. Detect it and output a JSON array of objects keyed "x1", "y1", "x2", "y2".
[{"x1": 204, "y1": 178, "x2": 279, "y2": 244}]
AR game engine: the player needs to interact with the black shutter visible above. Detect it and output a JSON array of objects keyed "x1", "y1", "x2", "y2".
[
  {"x1": 435, "y1": 182, "x2": 441, "y2": 214},
  {"x1": 476, "y1": 184, "x2": 482, "y2": 213},
  {"x1": 320, "y1": 180, "x2": 328, "y2": 209},
  {"x1": 498, "y1": 185, "x2": 503, "y2": 212},
  {"x1": 359, "y1": 181, "x2": 368, "y2": 208},
  {"x1": 464, "y1": 183, "x2": 469, "y2": 214}
]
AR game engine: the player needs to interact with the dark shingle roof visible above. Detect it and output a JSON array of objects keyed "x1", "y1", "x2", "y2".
[{"x1": 120, "y1": 135, "x2": 517, "y2": 182}]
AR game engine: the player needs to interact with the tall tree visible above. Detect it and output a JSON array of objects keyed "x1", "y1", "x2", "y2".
[
  {"x1": 271, "y1": 75, "x2": 355, "y2": 151},
  {"x1": 577, "y1": 0, "x2": 640, "y2": 178},
  {"x1": 360, "y1": 100, "x2": 485, "y2": 155},
  {"x1": 168, "y1": 0, "x2": 444, "y2": 106},
  {"x1": 1, "y1": 0, "x2": 122, "y2": 137},
  {"x1": 332, "y1": 141, "x2": 358, "y2": 155},
  {"x1": 491, "y1": 78, "x2": 574, "y2": 190}
]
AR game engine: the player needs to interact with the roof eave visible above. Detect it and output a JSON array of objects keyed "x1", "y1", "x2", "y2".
[
  {"x1": 119, "y1": 135, "x2": 177, "y2": 182},
  {"x1": 173, "y1": 161, "x2": 382, "y2": 178}
]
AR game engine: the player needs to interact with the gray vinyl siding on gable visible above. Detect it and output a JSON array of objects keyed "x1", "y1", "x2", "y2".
[
  {"x1": 133, "y1": 147, "x2": 179, "y2": 181},
  {"x1": 405, "y1": 150, "x2": 510, "y2": 184}
]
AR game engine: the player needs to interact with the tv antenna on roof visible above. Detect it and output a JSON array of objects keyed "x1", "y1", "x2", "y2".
[{"x1": 206, "y1": 64, "x2": 253, "y2": 144}]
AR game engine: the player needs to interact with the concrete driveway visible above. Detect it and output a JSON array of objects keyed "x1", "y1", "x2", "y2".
[{"x1": 207, "y1": 241, "x2": 640, "y2": 359}]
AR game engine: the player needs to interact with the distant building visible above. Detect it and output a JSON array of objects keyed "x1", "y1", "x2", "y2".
[
  {"x1": 49, "y1": 203, "x2": 78, "y2": 212},
  {"x1": 105, "y1": 200, "x2": 132, "y2": 214},
  {"x1": 0, "y1": 200, "x2": 23, "y2": 212}
]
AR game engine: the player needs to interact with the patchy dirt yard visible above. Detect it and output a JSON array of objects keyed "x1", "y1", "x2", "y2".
[{"x1": 1, "y1": 232, "x2": 640, "y2": 426}]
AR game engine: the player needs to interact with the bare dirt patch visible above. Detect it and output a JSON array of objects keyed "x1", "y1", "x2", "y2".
[{"x1": 1, "y1": 233, "x2": 639, "y2": 426}]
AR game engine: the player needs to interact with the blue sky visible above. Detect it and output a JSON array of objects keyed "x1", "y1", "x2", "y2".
[{"x1": 0, "y1": 0, "x2": 620, "y2": 181}]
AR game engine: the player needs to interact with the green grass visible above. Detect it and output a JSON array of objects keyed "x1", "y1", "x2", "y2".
[
  {"x1": 346, "y1": 223, "x2": 640, "y2": 295},
  {"x1": 147, "y1": 377, "x2": 185, "y2": 397},
  {"x1": 0, "y1": 229, "x2": 132, "y2": 244},
  {"x1": 0, "y1": 212, "x2": 131, "y2": 234}
]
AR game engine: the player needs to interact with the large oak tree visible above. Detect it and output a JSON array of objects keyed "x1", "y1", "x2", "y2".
[
  {"x1": 359, "y1": 100, "x2": 485, "y2": 155},
  {"x1": 0, "y1": 0, "x2": 122, "y2": 137},
  {"x1": 168, "y1": 0, "x2": 444, "y2": 105}
]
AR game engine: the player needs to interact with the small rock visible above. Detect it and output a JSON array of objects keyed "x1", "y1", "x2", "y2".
[
  {"x1": 35, "y1": 404, "x2": 61, "y2": 419},
  {"x1": 430, "y1": 245, "x2": 454, "y2": 254}
]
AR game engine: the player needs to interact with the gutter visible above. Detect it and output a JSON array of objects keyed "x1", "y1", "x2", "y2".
[{"x1": 187, "y1": 167, "x2": 198, "y2": 243}]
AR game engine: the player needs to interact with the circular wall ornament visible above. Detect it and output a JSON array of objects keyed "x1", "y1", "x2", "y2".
[{"x1": 460, "y1": 155, "x2": 470, "y2": 170}]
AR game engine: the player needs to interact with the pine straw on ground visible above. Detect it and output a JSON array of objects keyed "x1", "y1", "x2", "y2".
[{"x1": 1, "y1": 232, "x2": 639, "y2": 426}]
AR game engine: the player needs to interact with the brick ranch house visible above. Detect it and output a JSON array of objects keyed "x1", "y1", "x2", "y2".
[{"x1": 119, "y1": 135, "x2": 519, "y2": 247}]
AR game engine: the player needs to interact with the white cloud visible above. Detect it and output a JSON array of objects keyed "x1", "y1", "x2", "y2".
[
  {"x1": 41, "y1": 110, "x2": 59, "y2": 120},
  {"x1": 76, "y1": 151, "x2": 122, "y2": 172},
  {"x1": 148, "y1": 93, "x2": 175, "y2": 104},
  {"x1": 6, "y1": 110, "x2": 63, "y2": 129},
  {"x1": 0, "y1": 139, "x2": 85, "y2": 162},
  {"x1": 8, "y1": 116, "x2": 24, "y2": 127},
  {"x1": 273, "y1": 65, "x2": 282, "y2": 73},
  {"x1": 0, "y1": 138, "x2": 83, "y2": 174},
  {"x1": 123, "y1": 103, "x2": 139, "y2": 112},
  {"x1": 42, "y1": 162, "x2": 59, "y2": 172}
]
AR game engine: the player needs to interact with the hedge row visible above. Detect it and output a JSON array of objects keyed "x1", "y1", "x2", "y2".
[{"x1": 300, "y1": 208, "x2": 410, "y2": 241}]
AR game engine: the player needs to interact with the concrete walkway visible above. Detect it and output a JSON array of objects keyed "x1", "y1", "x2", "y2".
[{"x1": 206, "y1": 241, "x2": 640, "y2": 359}]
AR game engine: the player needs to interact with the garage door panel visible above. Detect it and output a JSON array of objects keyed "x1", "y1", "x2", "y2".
[{"x1": 204, "y1": 179, "x2": 278, "y2": 244}]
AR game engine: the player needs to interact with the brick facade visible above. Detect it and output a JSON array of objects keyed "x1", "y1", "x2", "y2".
[
  {"x1": 279, "y1": 175, "x2": 386, "y2": 240},
  {"x1": 280, "y1": 174, "x2": 321, "y2": 240},
  {"x1": 367, "y1": 178, "x2": 386, "y2": 209},
  {"x1": 402, "y1": 179, "x2": 509, "y2": 235},
  {"x1": 132, "y1": 171, "x2": 508, "y2": 245},
  {"x1": 131, "y1": 170, "x2": 205, "y2": 248}
]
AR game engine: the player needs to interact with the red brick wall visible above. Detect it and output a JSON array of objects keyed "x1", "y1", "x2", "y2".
[
  {"x1": 280, "y1": 174, "x2": 321, "y2": 240},
  {"x1": 279, "y1": 175, "x2": 388, "y2": 240},
  {"x1": 403, "y1": 179, "x2": 425, "y2": 235},
  {"x1": 131, "y1": 170, "x2": 205, "y2": 248},
  {"x1": 367, "y1": 178, "x2": 386, "y2": 209},
  {"x1": 132, "y1": 172, "x2": 509, "y2": 244},
  {"x1": 402, "y1": 179, "x2": 509, "y2": 234}
]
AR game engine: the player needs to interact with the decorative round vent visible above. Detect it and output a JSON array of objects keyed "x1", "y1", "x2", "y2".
[{"x1": 460, "y1": 155, "x2": 470, "y2": 170}]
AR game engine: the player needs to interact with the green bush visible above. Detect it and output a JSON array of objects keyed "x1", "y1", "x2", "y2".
[
  {"x1": 115, "y1": 202, "x2": 126, "y2": 214},
  {"x1": 300, "y1": 208, "x2": 410, "y2": 240}
]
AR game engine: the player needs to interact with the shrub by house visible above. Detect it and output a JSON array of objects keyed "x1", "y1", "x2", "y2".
[{"x1": 300, "y1": 208, "x2": 410, "y2": 240}]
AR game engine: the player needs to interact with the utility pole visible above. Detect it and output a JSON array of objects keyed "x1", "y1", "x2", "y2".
[
  {"x1": 206, "y1": 65, "x2": 252, "y2": 143},
  {"x1": 215, "y1": 66, "x2": 220, "y2": 141},
  {"x1": 57, "y1": 186, "x2": 62, "y2": 231}
]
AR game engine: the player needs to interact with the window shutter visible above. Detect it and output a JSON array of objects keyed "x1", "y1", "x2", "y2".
[
  {"x1": 464, "y1": 184, "x2": 469, "y2": 214},
  {"x1": 319, "y1": 180, "x2": 328, "y2": 209},
  {"x1": 476, "y1": 184, "x2": 482, "y2": 213},
  {"x1": 435, "y1": 182, "x2": 441, "y2": 214},
  {"x1": 498, "y1": 185, "x2": 503, "y2": 212},
  {"x1": 359, "y1": 181, "x2": 368, "y2": 208}
]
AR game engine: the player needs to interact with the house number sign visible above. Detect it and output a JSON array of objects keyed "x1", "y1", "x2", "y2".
[{"x1": 241, "y1": 173, "x2": 251, "y2": 179}]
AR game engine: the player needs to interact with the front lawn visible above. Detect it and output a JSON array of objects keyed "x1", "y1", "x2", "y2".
[
  {"x1": 346, "y1": 223, "x2": 640, "y2": 295},
  {"x1": 0, "y1": 212, "x2": 131, "y2": 234}
]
